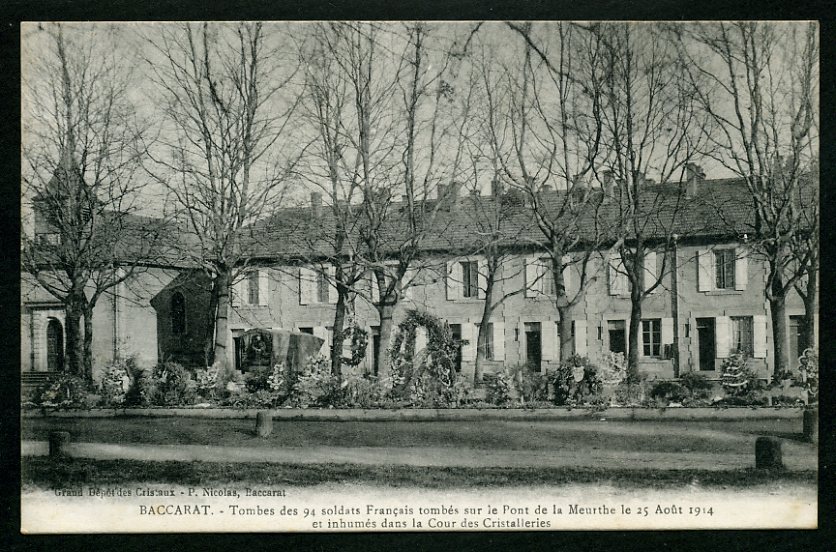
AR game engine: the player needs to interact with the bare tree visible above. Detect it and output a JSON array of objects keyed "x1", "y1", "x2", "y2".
[
  {"x1": 296, "y1": 22, "x2": 473, "y2": 379},
  {"x1": 143, "y1": 22, "x2": 302, "y2": 365},
  {"x1": 593, "y1": 22, "x2": 710, "y2": 382},
  {"x1": 679, "y1": 22, "x2": 819, "y2": 374},
  {"x1": 484, "y1": 22, "x2": 608, "y2": 364},
  {"x1": 22, "y1": 23, "x2": 160, "y2": 379}
]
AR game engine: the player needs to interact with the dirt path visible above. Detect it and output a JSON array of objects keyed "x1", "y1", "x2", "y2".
[{"x1": 20, "y1": 439, "x2": 817, "y2": 471}]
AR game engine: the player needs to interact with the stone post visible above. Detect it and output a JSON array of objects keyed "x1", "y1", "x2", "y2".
[
  {"x1": 802, "y1": 408, "x2": 818, "y2": 443},
  {"x1": 755, "y1": 436, "x2": 783, "y2": 470},
  {"x1": 49, "y1": 431, "x2": 71, "y2": 458},
  {"x1": 255, "y1": 410, "x2": 273, "y2": 437}
]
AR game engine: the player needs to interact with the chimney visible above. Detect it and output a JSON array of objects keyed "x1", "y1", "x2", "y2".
[
  {"x1": 401, "y1": 194, "x2": 409, "y2": 203},
  {"x1": 469, "y1": 188, "x2": 481, "y2": 198},
  {"x1": 310, "y1": 192, "x2": 322, "y2": 217},
  {"x1": 685, "y1": 163, "x2": 705, "y2": 198},
  {"x1": 603, "y1": 170, "x2": 615, "y2": 196},
  {"x1": 440, "y1": 182, "x2": 460, "y2": 210},
  {"x1": 491, "y1": 177, "x2": 504, "y2": 197},
  {"x1": 541, "y1": 184, "x2": 553, "y2": 194}
]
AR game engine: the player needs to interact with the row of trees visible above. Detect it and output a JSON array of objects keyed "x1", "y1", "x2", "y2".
[{"x1": 22, "y1": 22, "x2": 818, "y2": 384}]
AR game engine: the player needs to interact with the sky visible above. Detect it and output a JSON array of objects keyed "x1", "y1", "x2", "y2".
[{"x1": 20, "y1": 21, "x2": 819, "y2": 234}]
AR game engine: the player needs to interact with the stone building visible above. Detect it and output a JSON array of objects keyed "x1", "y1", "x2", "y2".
[{"x1": 22, "y1": 164, "x2": 815, "y2": 386}]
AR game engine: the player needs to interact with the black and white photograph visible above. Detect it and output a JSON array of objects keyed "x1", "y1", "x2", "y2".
[{"x1": 18, "y1": 20, "x2": 818, "y2": 533}]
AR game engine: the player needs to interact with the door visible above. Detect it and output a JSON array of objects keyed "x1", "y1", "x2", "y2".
[
  {"x1": 525, "y1": 322, "x2": 542, "y2": 372},
  {"x1": 696, "y1": 318, "x2": 715, "y2": 371},
  {"x1": 450, "y1": 324, "x2": 463, "y2": 373},
  {"x1": 46, "y1": 318, "x2": 64, "y2": 372},
  {"x1": 608, "y1": 320, "x2": 626, "y2": 355},
  {"x1": 371, "y1": 326, "x2": 381, "y2": 376}
]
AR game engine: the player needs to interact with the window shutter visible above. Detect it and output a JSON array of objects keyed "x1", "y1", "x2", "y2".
[
  {"x1": 461, "y1": 323, "x2": 476, "y2": 361},
  {"x1": 493, "y1": 322, "x2": 505, "y2": 361},
  {"x1": 230, "y1": 276, "x2": 242, "y2": 307},
  {"x1": 698, "y1": 250, "x2": 713, "y2": 292},
  {"x1": 313, "y1": 326, "x2": 329, "y2": 356},
  {"x1": 661, "y1": 317, "x2": 674, "y2": 345},
  {"x1": 644, "y1": 252, "x2": 657, "y2": 292},
  {"x1": 415, "y1": 326, "x2": 428, "y2": 353},
  {"x1": 753, "y1": 315, "x2": 767, "y2": 358},
  {"x1": 609, "y1": 253, "x2": 628, "y2": 295},
  {"x1": 561, "y1": 255, "x2": 572, "y2": 295},
  {"x1": 258, "y1": 270, "x2": 269, "y2": 306},
  {"x1": 299, "y1": 267, "x2": 313, "y2": 305},
  {"x1": 402, "y1": 268, "x2": 415, "y2": 300},
  {"x1": 608, "y1": 255, "x2": 619, "y2": 295},
  {"x1": 541, "y1": 321, "x2": 558, "y2": 361},
  {"x1": 525, "y1": 257, "x2": 539, "y2": 298},
  {"x1": 574, "y1": 320, "x2": 588, "y2": 357},
  {"x1": 477, "y1": 259, "x2": 488, "y2": 299},
  {"x1": 327, "y1": 266, "x2": 338, "y2": 304},
  {"x1": 370, "y1": 272, "x2": 380, "y2": 304},
  {"x1": 735, "y1": 249, "x2": 748, "y2": 291},
  {"x1": 715, "y1": 316, "x2": 731, "y2": 358},
  {"x1": 446, "y1": 261, "x2": 459, "y2": 301}
]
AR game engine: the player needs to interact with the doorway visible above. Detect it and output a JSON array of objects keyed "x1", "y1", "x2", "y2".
[
  {"x1": 46, "y1": 318, "x2": 64, "y2": 372},
  {"x1": 450, "y1": 324, "x2": 463, "y2": 373},
  {"x1": 371, "y1": 326, "x2": 381, "y2": 376},
  {"x1": 696, "y1": 318, "x2": 716, "y2": 371},
  {"x1": 608, "y1": 320, "x2": 626, "y2": 355},
  {"x1": 525, "y1": 322, "x2": 542, "y2": 372}
]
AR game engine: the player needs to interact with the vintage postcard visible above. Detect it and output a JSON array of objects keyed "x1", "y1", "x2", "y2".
[{"x1": 20, "y1": 20, "x2": 818, "y2": 533}]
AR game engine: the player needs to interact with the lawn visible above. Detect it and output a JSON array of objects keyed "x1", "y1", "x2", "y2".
[
  {"x1": 22, "y1": 417, "x2": 807, "y2": 455},
  {"x1": 21, "y1": 457, "x2": 817, "y2": 490}
]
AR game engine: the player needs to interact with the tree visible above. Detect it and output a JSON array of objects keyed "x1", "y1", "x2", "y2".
[
  {"x1": 297, "y1": 22, "x2": 474, "y2": 380},
  {"x1": 593, "y1": 22, "x2": 710, "y2": 382},
  {"x1": 482, "y1": 22, "x2": 608, "y2": 365},
  {"x1": 679, "y1": 22, "x2": 819, "y2": 374},
  {"x1": 143, "y1": 22, "x2": 302, "y2": 365},
  {"x1": 22, "y1": 23, "x2": 160, "y2": 379}
]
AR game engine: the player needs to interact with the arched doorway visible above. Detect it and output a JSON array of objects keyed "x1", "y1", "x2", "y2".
[{"x1": 46, "y1": 318, "x2": 64, "y2": 372}]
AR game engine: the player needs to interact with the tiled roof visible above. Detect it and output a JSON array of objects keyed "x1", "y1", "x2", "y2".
[{"x1": 240, "y1": 178, "x2": 772, "y2": 260}]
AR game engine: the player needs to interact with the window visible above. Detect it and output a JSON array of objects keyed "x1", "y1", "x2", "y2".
[
  {"x1": 316, "y1": 271, "x2": 330, "y2": 303},
  {"x1": 299, "y1": 327, "x2": 314, "y2": 335},
  {"x1": 714, "y1": 249, "x2": 736, "y2": 289},
  {"x1": 170, "y1": 292, "x2": 186, "y2": 336},
  {"x1": 476, "y1": 322, "x2": 494, "y2": 360},
  {"x1": 730, "y1": 316, "x2": 753, "y2": 355},
  {"x1": 247, "y1": 272, "x2": 259, "y2": 305},
  {"x1": 789, "y1": 315, "x2": 809, "y2": 365},
  {"x1": 642, "y1": 319, "x2": 662, "y2": 357},
  {"x1": 461, "y1": 261, "x2": 478, "y2": 298},
  {"x1": 38, "y1": 233, "x2": 60, "y2": 246},
  {"x1": 539, "y1": 258, "x2": 555, "y2": 295}
]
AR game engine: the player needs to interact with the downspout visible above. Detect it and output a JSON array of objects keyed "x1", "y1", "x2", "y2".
[
  {"x1": 671, "y1": 234, "x2": 680, "y2": 378},
  {"x1": 29, "y1": 309, "x2": 35, "y2": 370}
]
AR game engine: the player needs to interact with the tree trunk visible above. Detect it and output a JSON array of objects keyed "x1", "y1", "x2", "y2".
[
  {"x1": 213, "y1": 269, "x2": 232, "y2": 367},
  {"x1": 769, "y1": 294, "x2": 790, "y2": 377},
  {"x1": 330, "y1": 288, "x2": 347, "y2": 379},
  {"x1": 557, "y1": 306, "x2": 574, "y2": 362},
  {"x1": 204, "y1": 275, "x2": 221, "y2": 366},
  {"x1": 802, "y1": 262, "x2": 817, "y2": 352},
  {"x1": 627, "y1": 292, "x2": 642, "y2": 383},
  {"x1": 82, "y1": 303, "x2": 94, "y2": 381},
  {"x1": 474, "y1": 273, "x2": 495, "y2": 384},
  {"x1": 376, "y1": 303, "x2": 395, "y2": 380},
  {"x1": 64, "y1": 299, "x2": 84, "y2": 377}
]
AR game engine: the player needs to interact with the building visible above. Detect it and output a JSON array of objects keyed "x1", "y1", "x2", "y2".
[{"x1": 22, "y1": 164, "x2": 815, "y2": 386}]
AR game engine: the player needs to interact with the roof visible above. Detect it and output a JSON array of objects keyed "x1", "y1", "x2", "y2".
[{"x1": 239, "y1": 177, "x2": 777, "y2": 261}]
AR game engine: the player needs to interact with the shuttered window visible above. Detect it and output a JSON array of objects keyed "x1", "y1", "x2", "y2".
[
  {"x1": 730, "y1": 316, "x2": 754, "y2": 356},
  {"x1": 461, "y1": 261, "x2": 479, "y2": 298},
  {"x1": 714, "y1": 249, "x2": 736, "y2": 290},
  {"x1": 247, "y1": 272, "x2": 259, "y2": 305},
  {"x1": 641, "y1": 319, "x2": 662, "y2": 357}
]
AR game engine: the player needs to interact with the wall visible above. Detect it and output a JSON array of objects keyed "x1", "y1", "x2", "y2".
[{"x1": 223, "y1": 240, "x2": 811, "y2": 382}]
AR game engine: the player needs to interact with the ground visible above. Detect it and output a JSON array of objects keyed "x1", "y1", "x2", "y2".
[{"x1": 21, "y1": 417, "x2": 816, "y2": 488}]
